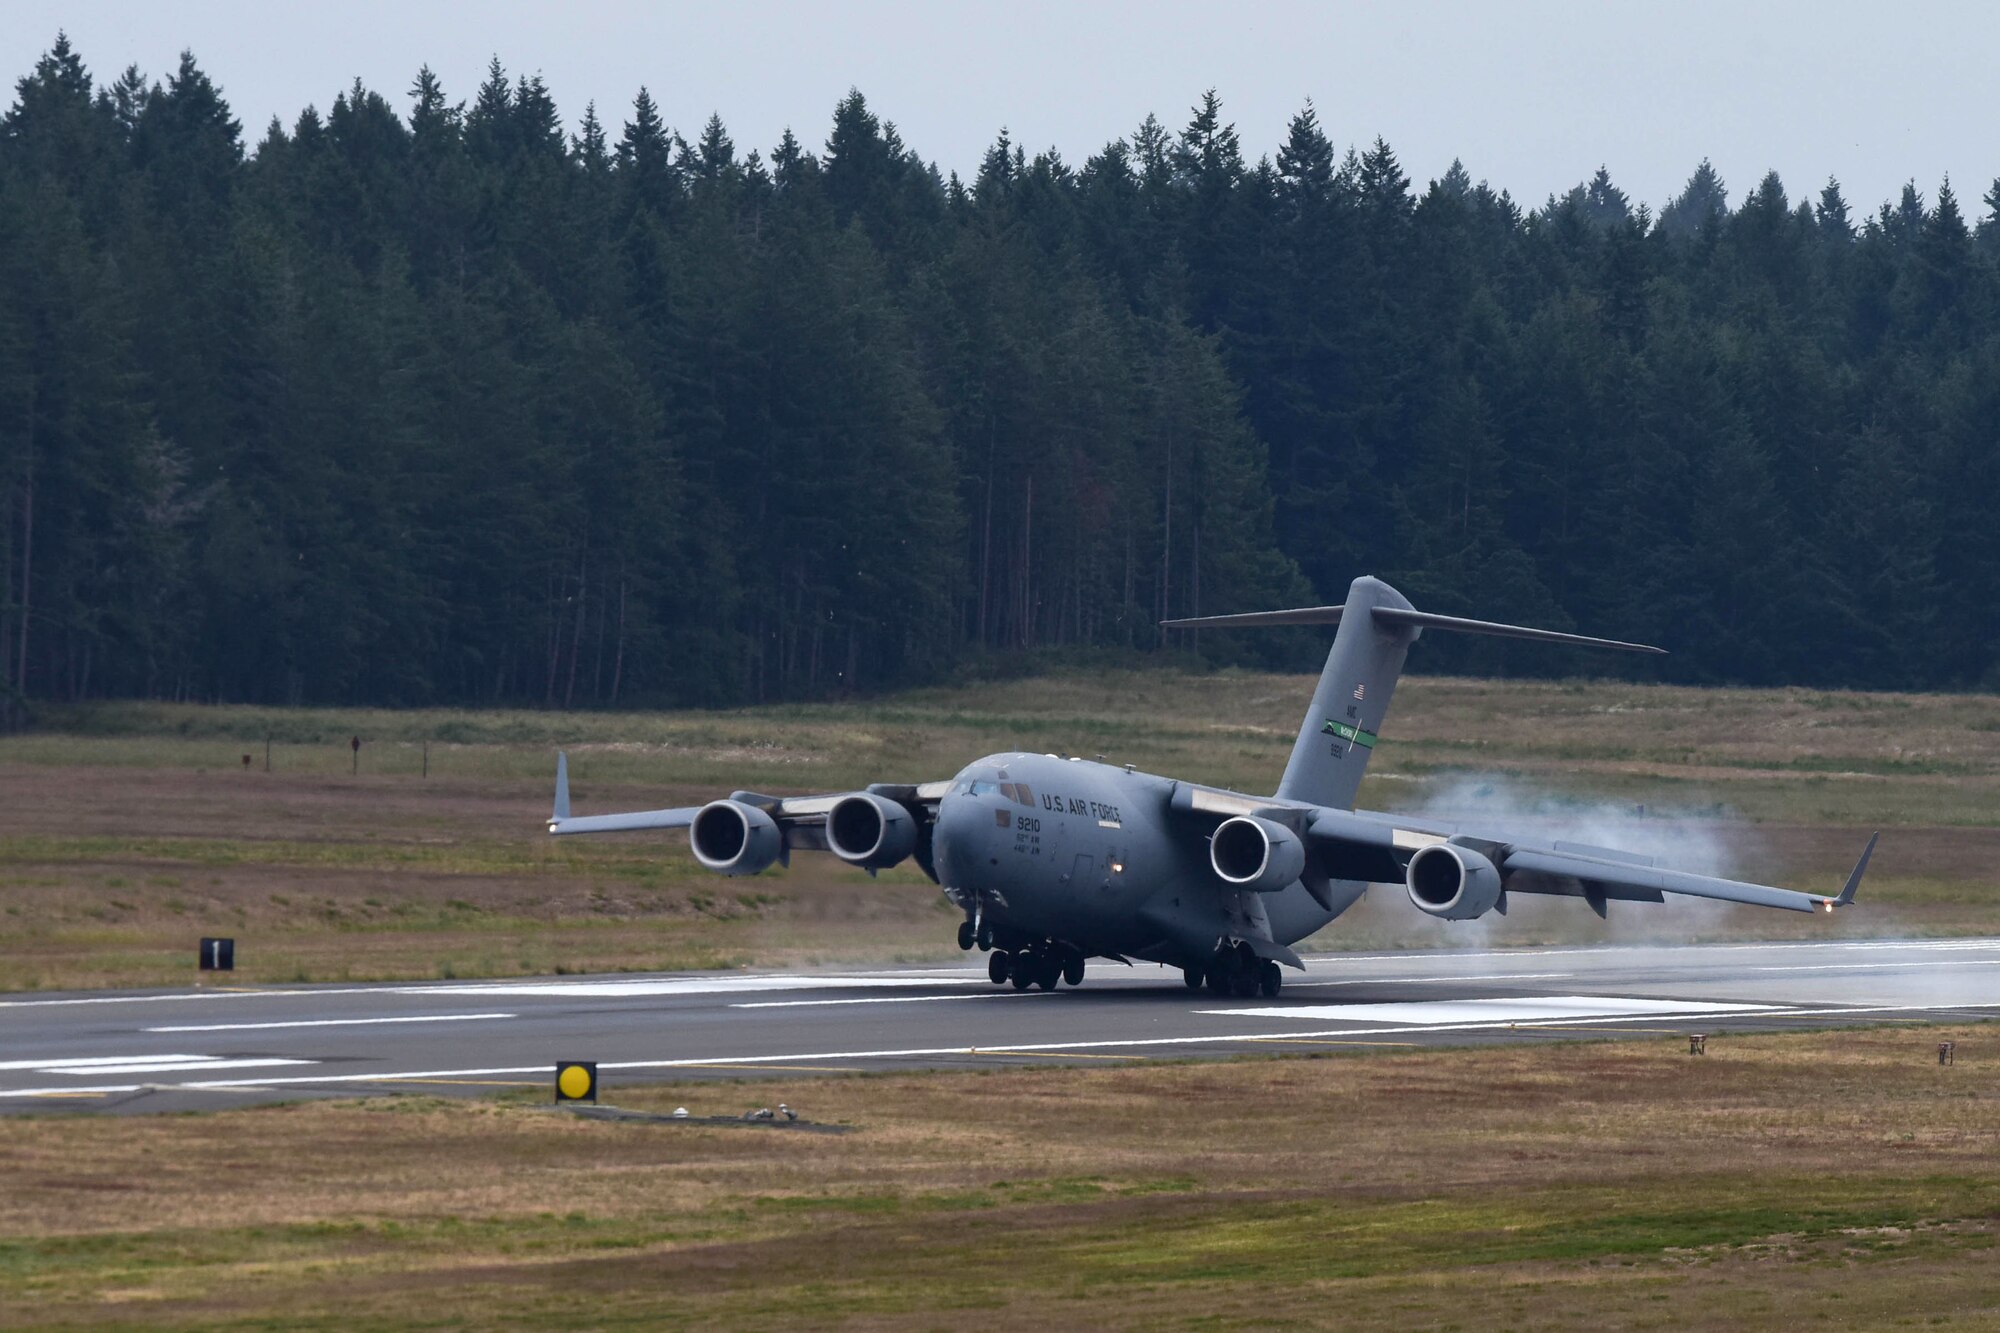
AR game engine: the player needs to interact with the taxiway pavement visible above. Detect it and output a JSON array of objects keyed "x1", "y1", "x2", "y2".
[{"x1": 4, "y1": 937, "x2": 1997, "y2": 1113}]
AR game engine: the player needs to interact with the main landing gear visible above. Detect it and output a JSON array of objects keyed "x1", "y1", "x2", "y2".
[
  {"x1": 983, "y1": 939, "x2": 1085, "y2": 991},
  {"x1": 1184, "y1": 943, "x2": 1281, "y2": 999}
]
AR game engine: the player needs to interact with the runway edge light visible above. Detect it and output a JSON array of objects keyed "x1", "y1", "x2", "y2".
[{"x1": 555, "y1": 1061, "x2": 598, "y2": 1103}]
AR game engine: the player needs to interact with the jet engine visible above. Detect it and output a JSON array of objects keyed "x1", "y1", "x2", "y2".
[
  {"x1": 825, "y1": 792, "x2": 918, "y2": 870},
  {"x1": 1406, "y1": 842, "x2": 1503, "y2": 920},
  {"x1": 689, "y1": 799, "x2": 783, "y2": 876},
  {"x1": 1210, "y1": 816, "x2": 1307, "y2": 893}
]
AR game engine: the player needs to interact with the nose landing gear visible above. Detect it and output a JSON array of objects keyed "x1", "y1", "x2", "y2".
[
  {"x1": 984, "y1": 939, "x2": 1086, "y2": 990},
  {"x1": 959, "y1": 912, "x2": 995, "y2": 952}
]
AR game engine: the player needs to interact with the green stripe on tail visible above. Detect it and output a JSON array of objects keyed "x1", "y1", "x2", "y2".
[{"x1": 1321, "y1": 719, "x2": 1378, "y2": 749}]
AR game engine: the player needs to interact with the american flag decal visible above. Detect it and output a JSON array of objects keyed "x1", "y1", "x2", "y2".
[{"x1": 1353, "y1": 683, "x2": 1365, "y2": 700}]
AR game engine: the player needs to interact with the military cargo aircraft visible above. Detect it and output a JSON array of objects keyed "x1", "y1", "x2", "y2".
[{"x1": 549, "y1": 575, "x2": 1875, "y2": 997}]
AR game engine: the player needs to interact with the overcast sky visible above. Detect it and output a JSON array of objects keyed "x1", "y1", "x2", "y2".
[{"x1": 6, "y1": 0, "x2": 1994, "y2": 217}]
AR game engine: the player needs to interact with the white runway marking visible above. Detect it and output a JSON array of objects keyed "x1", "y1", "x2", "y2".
[
  {"x1": 0, "y1": 1054, "x2": 317, "y2": 1077},
  {"x1": 0, "y1": 1054, "x2": 211, "y2": 1071},
  {"x1": 146, "y1": 1013, "x2": 517, "y2": 1033},
  {"x1": 1282, "y1": 972, "x2": 1578, "y2": 988},
  {"x1": 1205, "y1": 997, "x2": 1779, "y2": 1025},
  {"x1": 400, "y1": 975, "x2": 994, "y2": 999},
  {"x1": 1744, "y1": 960, "x2": 2000, "y2": 973},
  {"x1": 733, "y1": 994, "x2": 1053, "y2": 1009},
  {"x1": 1295, "y1": 938, "x2": 2000, "y2": 967},
  {"x1": 51, "y1": 1057, "x2": 315, "y2": 1076}
]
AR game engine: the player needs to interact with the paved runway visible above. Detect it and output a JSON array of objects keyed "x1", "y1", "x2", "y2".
[{"x1": 5, "y1": 937, "x2": 1999, "y2": 1113}]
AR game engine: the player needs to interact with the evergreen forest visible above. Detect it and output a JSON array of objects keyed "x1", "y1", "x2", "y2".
[{"x1": 4, "y1": 35, "x2": 1999, "y2": 714}]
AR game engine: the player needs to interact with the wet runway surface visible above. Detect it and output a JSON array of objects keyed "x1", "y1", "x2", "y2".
[{"x1": 6, "y1": 937, "x2": 1998, "y2": 1113}]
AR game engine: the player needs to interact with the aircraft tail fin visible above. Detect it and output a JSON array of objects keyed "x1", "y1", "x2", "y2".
[{"x1": 1163, "y1": 576, "x2": 1662, "y2": 810}]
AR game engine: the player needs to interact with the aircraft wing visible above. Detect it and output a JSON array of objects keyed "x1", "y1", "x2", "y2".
[
  {"x1": 1496, "y1": 838, "x2": 1876, "y2": 914},
  {"x1": 547, "y1": 806, "x2": 702, "y2": 836},
  {"x1": 544, "y1": 752, "x2": 953, "y2": 881},
  {"x1": 545, "y1": 754, "x2": 701, "y2": 836},
  {"x1": 544, "y1": 751, "x2": 951, "y2": 842},
  {"x1": 1301, "y1": 805, "x2": 1876, "y2": 916}
]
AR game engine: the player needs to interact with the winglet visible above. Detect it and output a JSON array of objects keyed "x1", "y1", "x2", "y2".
[
  {"x1": 552, "y1": 751, "x2": 571, "y2": 828},
  {"x1": 1831, "y1": 831, "x2": 1878, "y2": 908}
]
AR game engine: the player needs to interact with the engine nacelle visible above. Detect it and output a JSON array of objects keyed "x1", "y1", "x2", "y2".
[
  {"x1": 689, "y1": 800, "x2": 783, "y2": 877},
  {"x1": 1406, "y1": 843, "x2": 1504, "y2": 920},
  {"x1": 825, "y1": 792, "x2": 918, "y2": 870},
  {"x1": 1210, "y1": 816, "x2": 1308, "y2": 893}
]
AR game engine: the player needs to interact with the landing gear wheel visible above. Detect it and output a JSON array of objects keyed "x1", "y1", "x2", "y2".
[
  {"x1": 1062, "y1": 953, "x2": 1085, "y2": 987},
  {"x1": 1036, "y1": 953, "x2": 1062, "y2": 990},
  {"x1": 1009, "y1": 951, "x2": 1034, "y2": 990},
  {"x1": 1258, "y1": 960, "x2": 1282, "y2": 998},
  {"x1": 1183, "y1": 966, "x2": 1205, "y2": 991},
  {"x1": 976, "y1": 924, "x2": 993, "y2": 951},
  {"x1": 1230, "y1": 968, "x2": 1259, "y2": 998},
  {"x1": 1208, "y1": 944, "x2": 1244, "y2": 996},
  {"x1": 988, "y1": 950, "x2": 1011, "y2": 985},
  {"x1": 958, "y1": 921, "x2": 976, "y2": 951}
]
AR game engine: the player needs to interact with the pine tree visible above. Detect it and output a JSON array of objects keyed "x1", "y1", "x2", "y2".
[
  {"x1": 1980, "y1": 177, "x2": 2000, "y2": 255},
  {"x1": 573, "y1": 101, "x2": 609, "y2": 176},
  {"x1": 616, "y1": 86, "x2": 677, "y2": 215},
  {"x1": 1816, "y1": 177, "x2": 1854, "y2": 241},
  {"x1": 1581, "y1": 165, "x2": 1631, "y2": 227},
  {"x1": 1657, "y1": 158, "x2": 1728, "y2": 238}
]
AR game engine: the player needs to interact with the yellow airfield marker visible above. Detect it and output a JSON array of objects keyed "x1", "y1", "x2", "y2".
[{"x1": 555, "y1": 1062, "x2": 597, "y2": 1103}]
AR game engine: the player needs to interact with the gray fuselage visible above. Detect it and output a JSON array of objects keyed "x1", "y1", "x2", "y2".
[{"x1": 931, "y1": 752, "x2": 1354, "y2": 968}]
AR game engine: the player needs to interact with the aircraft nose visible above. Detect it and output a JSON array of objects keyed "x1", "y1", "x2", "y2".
[
  {"x1": 932, "y1": 792, "x2": 987, "y2": 882},
  {"x1": 937, "y1": 790, "x2": 987, "y2": 837}
]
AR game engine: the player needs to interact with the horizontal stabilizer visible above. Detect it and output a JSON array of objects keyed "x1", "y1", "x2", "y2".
[
  {"x1": 1161, "y1": 605, "x2": 1345, "y2": 630},
  {"x1": 1369, "y1": 607, "x2": 1663, "y2": 654},
  {"x1": 1162, "y1": 601, "x2": 1662, "y2": 653}
]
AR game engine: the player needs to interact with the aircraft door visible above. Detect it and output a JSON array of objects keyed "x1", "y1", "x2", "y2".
[{"x1": 1069, "y1": 853, "x2": 1096, "y2": 892}]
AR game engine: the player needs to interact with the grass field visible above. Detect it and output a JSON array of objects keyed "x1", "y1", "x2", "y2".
[
  {"x1": 2, "y1": 672, "x2": 1997, "y2": 991},
  {"x1": 2, "y1": 1026, "x2": 1996, "y2": 1329}
]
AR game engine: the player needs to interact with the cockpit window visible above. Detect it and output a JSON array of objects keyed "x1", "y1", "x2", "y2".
[{"x1": 964, "y1": 779, "x2": 1002, "y2": 797}]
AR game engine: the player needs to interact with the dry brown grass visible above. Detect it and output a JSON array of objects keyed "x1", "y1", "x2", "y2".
[
  {"x1": 3, "y1": 673, "x2": 1998, "y2": 992},
  {"x1": 3, "y1": 1026, "x2": 1997, "y2": 1328}
]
